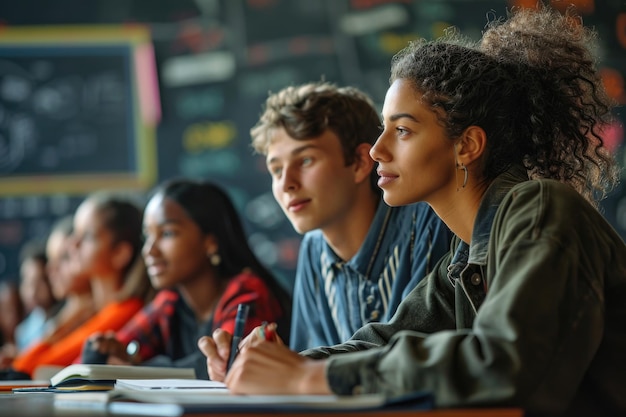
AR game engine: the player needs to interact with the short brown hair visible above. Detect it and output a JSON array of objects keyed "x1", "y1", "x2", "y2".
[{"x1": 250, "y1": 81, "x2": 381, "y2": 166}]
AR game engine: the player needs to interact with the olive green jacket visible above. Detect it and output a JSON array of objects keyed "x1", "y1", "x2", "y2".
[{"x1": 303, "y1": 167, "x2": 626, "y2": 416}]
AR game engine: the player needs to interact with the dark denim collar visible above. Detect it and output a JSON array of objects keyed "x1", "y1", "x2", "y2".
[{"x1": 448, "y1": 165, "x2": 528, "y2": 281}]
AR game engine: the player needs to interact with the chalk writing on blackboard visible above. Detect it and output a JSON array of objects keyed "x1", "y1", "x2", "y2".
[{"x1": 0, "y1": 25, "x2": 159, "y2": 195}]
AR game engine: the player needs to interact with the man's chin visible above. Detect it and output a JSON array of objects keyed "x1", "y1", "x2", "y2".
[{"x1": 289, "y1": 219, "x2": 317, "y2": 235}]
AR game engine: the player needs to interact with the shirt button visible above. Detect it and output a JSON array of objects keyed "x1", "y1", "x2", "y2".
[
  {"x1": 370, "y1": 310, "x2": 379, "y2": 320},
  {"x1": 470, "y1": 273, "x2": 482, "y2": 286},
  {"x1": 366, "y1": 295, "x2": 374, "y2": 304},
  {"x1": 352, "y1": 385, "x2": 363, "y2": 395}
]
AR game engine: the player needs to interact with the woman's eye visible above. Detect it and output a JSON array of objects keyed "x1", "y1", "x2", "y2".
[{"x1": 302, "y1": 157, "x2": 313, "y2": 166}]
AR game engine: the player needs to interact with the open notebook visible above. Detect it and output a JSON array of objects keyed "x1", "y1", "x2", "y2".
[
  {"x1": 13, "y1": 364, "x2": 196, "y2": 393},
  {"x1": 53, "y1": 378, "x2": 434, "y2": 416}
]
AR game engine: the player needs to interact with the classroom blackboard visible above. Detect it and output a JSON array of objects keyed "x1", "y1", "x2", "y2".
[
  {"x1": 0, "y1": 25, "x2": 158, "y2": 195},
  {"x1": 0, "y1": 47, "x2": 133, "y2": 172},
  {"x1": 0, "y1": 0, "x2": 624, "y2": 292}
]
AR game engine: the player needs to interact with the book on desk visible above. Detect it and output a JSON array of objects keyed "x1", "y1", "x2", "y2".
[{"x1": 12, "y1": 363, "x2": 196, "y2": 393}]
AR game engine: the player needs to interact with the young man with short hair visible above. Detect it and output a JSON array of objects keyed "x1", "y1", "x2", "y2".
[{"x1": 251, "y1": 81, "x2": 451, "y2": 351}]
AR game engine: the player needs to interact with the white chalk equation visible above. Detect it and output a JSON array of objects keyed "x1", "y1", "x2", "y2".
[{"x1": 0, "y1": 54, "x2": 129, "y2": 176}]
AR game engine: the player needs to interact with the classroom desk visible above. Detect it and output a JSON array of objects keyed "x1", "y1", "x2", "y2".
[{"x1": 0, "y1": 392, "x2": 523, "y2": 417}]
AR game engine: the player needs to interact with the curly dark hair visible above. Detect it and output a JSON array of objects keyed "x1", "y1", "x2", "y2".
[
  {"x1": 250, "y1": 81, "x2": 382, "y2": 192},
  {"x1": 390, "y1": 6, "x2": 618, "y2": 207}
]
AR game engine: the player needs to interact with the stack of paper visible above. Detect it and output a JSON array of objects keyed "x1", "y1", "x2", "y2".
[
  {"x1": 115, "y1": 378, "x2": 228, "y2": 392},
  {"x1": 53, "y1": 378, "x2": 434, "y2": 416}
]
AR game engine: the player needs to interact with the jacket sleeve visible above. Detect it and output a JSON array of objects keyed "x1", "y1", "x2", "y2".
[
  {"x1": 115, "y1": 291, "x2": 178, "y2": 361},
  {"x1": 302, "y1": 249, "x2": 456, "y2": 359}
]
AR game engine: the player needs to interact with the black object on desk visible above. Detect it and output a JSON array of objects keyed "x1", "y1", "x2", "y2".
[{"x1": 226, "y1": 303, "x2": 250, "y2": 372}]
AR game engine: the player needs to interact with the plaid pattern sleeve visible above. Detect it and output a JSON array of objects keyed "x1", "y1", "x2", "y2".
[
  {"x1": 212, "y1": 270, "x2": 284, "y2": 338},
  {"x1": 115, "y1": 290, "x2": 179, "y2": 362}
]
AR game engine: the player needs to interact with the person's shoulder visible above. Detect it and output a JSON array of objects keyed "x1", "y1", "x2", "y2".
[
  {"x1": 301, "y1": 229, "x2": 324, "y2": 243},
  {"x1": 218, "y1": 270, "x2": 275, "y2": 308},
  {"x1": 227, "y1": 269, "x2": 266, "y2": 288},
  {"x1": 508, "y1": 179, "x2": 591, "y2": 214},
  {"x1": 299, "y1": 229, "x2": 325, "y2": 252},
  {"x1": 511, "y1": 178, "x2": 578, "y2": 195},
  {"x1": 500, "y1": 179, "x2": 618, "y2": 239}
]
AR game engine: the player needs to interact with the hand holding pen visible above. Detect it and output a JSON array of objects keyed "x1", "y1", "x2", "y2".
[{"x1": 197, "y1": 303, "x2": 284, "y2": 381}]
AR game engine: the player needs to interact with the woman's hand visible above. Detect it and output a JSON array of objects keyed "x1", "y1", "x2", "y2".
[
  {"x1": 198, "y1": 328, "x2": 232, "y2": 382},
  {"x1": 197, "y1": 323, "x2": 284, "y2": 382},
  {"x1": 86, "y1": 331, "x2": 133, "y2": 365},
  {"x1": 225, "y1": 339, "x2": 331, "y2": 395}
]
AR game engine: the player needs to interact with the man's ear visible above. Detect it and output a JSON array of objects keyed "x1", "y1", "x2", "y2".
[
  {"x1": 456, "y1": 125, "x2": 487, "y2": 167},
  {"x1": 353, "y1": 143, "x2": 376, "y2": 184}
]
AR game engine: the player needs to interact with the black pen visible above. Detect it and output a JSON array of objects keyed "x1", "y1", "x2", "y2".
[{"x1": 227, "y1": 303, "x2": 250, "y2": 372}]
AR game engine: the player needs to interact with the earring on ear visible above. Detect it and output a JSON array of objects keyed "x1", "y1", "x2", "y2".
[
  {"x1": 453, "y1": 144, "x2": 468, "y2": 191},
  {"x1": 457, "y1": 163, "x2": 468, "y2": 190},
  {"x1": 208, "y1": 252, "x2": 221, "y2": 266}
]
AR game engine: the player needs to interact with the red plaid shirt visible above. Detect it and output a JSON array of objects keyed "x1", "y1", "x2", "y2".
[{"x1": 115, "y1": 270, "x2": 284, "y2": 362}]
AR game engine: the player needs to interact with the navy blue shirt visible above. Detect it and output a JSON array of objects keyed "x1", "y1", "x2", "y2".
[{"x1": 290, "y1": 200, "x2": 451, "y2": 351}]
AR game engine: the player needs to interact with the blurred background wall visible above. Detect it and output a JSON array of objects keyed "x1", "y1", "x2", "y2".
[{"x1": 0, "y1": 0, "x2": 624, "y2": 292}]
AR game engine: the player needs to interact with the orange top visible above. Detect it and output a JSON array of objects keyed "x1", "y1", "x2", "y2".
[{"x1": 12, "y1": 298, "x2": 144, "y2": 376}]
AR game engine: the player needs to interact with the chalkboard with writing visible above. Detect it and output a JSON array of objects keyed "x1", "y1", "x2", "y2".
[
  {"x1": 0, "y1": 26, "x2": 157, "y2": 195},
  {"x1": 0, "y1": 47, "x2": 133, "y2": 172}
]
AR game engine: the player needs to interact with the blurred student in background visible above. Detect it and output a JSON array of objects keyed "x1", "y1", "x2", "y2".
[
  {"x1": 0, "y1": 281, "x2": 23, "y2": 368},
  {"x1": 11, "y1": 191, "x2": 153, "y2": 377},
  {"x1": 14, "y1": 240, "x2": 60, "y2": 351},
  {"x1": 250, "y1": 81, "x2": 451, "y2": 351},
  {"x1": 82, "y1": 179, "x2": 291, "y2": 379},
  {"x1": 40, "y1": 215, "x2": 94, "y2": 345}
]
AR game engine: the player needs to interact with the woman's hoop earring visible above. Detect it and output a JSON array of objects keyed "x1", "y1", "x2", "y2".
[
  {"x1": 453, "y1": 144, "x2": 468, "y2": 191},
  {"x1": 457, "y1": 163, "x2": 468, "y2": 191}
]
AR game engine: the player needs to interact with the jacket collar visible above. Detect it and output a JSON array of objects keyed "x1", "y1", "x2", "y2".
[{"x1": 448, "y1": 165, "x2": 528, "y2": 280}]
